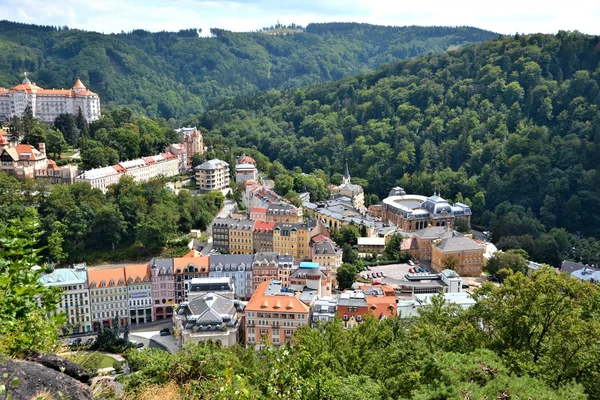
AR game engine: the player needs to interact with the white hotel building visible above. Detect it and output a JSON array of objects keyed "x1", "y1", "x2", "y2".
[
  {"x1": 77, "y1": 152, "x2": 179, "y2": 193},
  {"x1": 0, "y1": 75, "x2": 101, "y2": 123}
]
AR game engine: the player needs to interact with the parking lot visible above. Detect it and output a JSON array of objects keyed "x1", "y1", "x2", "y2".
[{"x1": 358, "y1": 261, "x2": 432, "y2": 283}]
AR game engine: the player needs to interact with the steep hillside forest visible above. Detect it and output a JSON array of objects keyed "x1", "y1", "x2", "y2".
[
  {"x1": 0, "y1": 21, "x2": 496, "y2": 119},
  {"x1": 188, "y1": 32, "x2": 600, "y2": 266}
]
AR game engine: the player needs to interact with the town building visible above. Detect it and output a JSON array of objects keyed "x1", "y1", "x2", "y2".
[
  {"x1": 431, "y1": 236, "x2": 484, "y2": 276},
  {"x1": 288, "y1": 262, "x2": 329, "y2": 297},
  {"x1": 76, "y1": 152, "x2": 179, "y2": 193},
  {"x1": 244, "y1": 183, "x2": 287, "y2": 209},
  {"x1": 331, "y1": 163, "x2": 365, "y2": 212},
  {"x1": 0, "y1": 142, "x2": 78, "y2": 183},
  {"x1": 88, "y1": 267, "x2": 128, "y2": 331},
  {"x1": 124, "y1": 264, "x2": 153, "y2": 325},
  {"x1": 228, "y1": 219, "x2": 256, "y2": 254},
  {"x1": 0, "y1": 75, "x2": 101, "y2": 123},
  {"x1": 188, "y1": 277, "x2": 236, "y2": 300},
  {"x1": 235, "y1": 163, "x2": 258, "y2": 184},
  {"x1": 310, "y1": 238, "x2": 343, "y2": 289},
  {"x1": 39, "y1": 265, "x2": 91, "y2": 334},
  {"x1": 303, "y1": 196, "x2": 381, "y2": 235},
  {"x1": 252, "y1": 252, "x2": 280, "y2": 291},
  {"x1": 195, "y1": 159, "x2": 230, "y2": 194},
  {"x1": 245, "y1": 280, "x2": 311, "y2": 349},
  {"x1": 149, "y1": 258, "x2": 175, "y2": 321},
  {"x1": 311, "y1": 297, "x2": 338, "y2": 327},
  {"x1": 394, "y1": 269, "x2": 464, "y2": 297},
  {"x1": 266, "y1": 203, "x2": 303, "y2": 223},
  {"x1": 173, "y1": 292, "x2": 242, "y2": 348},
  {"x1": 357, "y1": 237, "x2": 386, "y2": 254},
  {"x1": 277, "y1": 255, "x2": 295, "y2": 287},
  {"x1": 337, "y1": 287, "x2": 397, "y2": 328},
  {"x1": 337, "y1": 291, "x2": 368, "y2": 328},
  {"x1": 250, "y1": 207, "x2": 267, "y2": 222},
  {"x1": 273, "y1": 223, "x2": 311, "y2": 260},
  {"x1": 237, "y1": 154, "x2": 256, "y2": 166},
  {"x1": 183, "y1": 129, "x2": 205, "y2": 168},
  {"x1": 413, "y1": 226, "x2": 456, "y2": 261},
  {"x1": 397, "y1": 292, "x2": 476, "y2": 318},
  {"x1": 252, "y1": 220, "x2": 275, "y2": 253},
  {"x1": 382, "y1": 190, "x2": 472, "y2": 232},
  {"x1": 165, "y1": 143, "x2": 188, "y2": 173},
  {"x1": 211, "y1": 218, "x2": 238, "y2": 253},
  {"x1": 173, "y1": 256, "x2": 209, "y2": 302},
  {"x1": 208, "y1": 254, "x2": 253, "y2": 299}
]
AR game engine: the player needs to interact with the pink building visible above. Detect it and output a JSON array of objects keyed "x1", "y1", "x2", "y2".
[{"x1": 150, "y1": 258, "x2": 175, "y2": 320}]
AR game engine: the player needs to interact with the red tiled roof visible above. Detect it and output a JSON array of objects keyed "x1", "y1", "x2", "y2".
[
  {"x1": 365, "y1": 296, "x2": 397, "y2": 318},
  {"x1": 161, "y1": 152, "x2": 177, "y2": 160},
  {"x1": 124, "y1": 264, "x2": 151, "y2": 283},
  {"x1": 253, "y1": 220, "x2": 276, "y2": 232},
  {"x1": 250, "y1": 207, "x2": 267, "y2": 214},
  {"x1": 246, "y1": 280, "x2": 310, "y2": 313},
  {"x1": 311, "y1": 234, "x2": 329, "y2": 243},
  {"x1": 112, "y1": 165, "x2": 126, "y2": 173},
  {"x1": 88, "y1": 266, "x2": 126, "y2": 287},
  {"x1": 143, "y1": 157, "x2": 156, "y2": 164}
]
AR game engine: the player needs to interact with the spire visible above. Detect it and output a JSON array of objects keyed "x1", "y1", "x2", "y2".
[
  {"x1": 22, "y1": 71, "x2": 30, "y2": 84},
  {"x1": 73, "y1": 77, "x2": 86, "y2": 91},
  {"x1": 344, "y1": 162, "x2": 350, "y2": 180}
]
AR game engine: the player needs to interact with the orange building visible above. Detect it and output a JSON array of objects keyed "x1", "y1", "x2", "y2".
[
  {"x1": 88, "y1": 267, "x2": 128, "y2": 331},
  {"x1": 173, "y1": 256, "x2": 210, "y2": 302},
  {"x1": 245, "y1": 280, "x2": 311, "y2": 349},
  {"x1": 337, "y1": 287, "x2": 397, "y2": 328},
  {"x1": 431, "y1": 236, "x2": 484, "y2": 277},
  {"x1": 252, "y1": 252, "x2": 279, "y2": 291},
  {"x1": 253, "y1": 220, "x2": 275, "y2": 253},
  {"x1": 228, "y1": 219, "x2": 255, "y2": 254},
  {"x1": 266, "y1": 203, "x2": 303, "y2": 223}
]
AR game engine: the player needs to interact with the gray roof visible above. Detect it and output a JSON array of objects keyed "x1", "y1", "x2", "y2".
[
  {"x1": 274, "y1": 222, "x2": 305, "y2": 231},
  {"x1": 561, "y1": 260, "x2": 590, "y2": 274},
  {"x1": 212, "y1": 218, "x2": 242, "y2": 229},
  {"x1": 228, "y1": 219, "x2": 255, "y2": 230},
  {"x1": 290, "y1": 266, "x2": 325, "y2": 279},
  {"x1": 267, "y1": 203, "x2": 298, "y2": 214},
  {"x1": 414, "y1": 226, "x2": 456, "y2": 240},
  {"x1": 313, "y1": 239, "x2": 342, "y2": 255},
  {"x1": 210, "y1": 254, "x2": 253, "y2": 269},
  {"x1": 279, "y1": 254, "x2": 294, "y2": 263},
  {"x1": 338, "y1": 297, "x2": 367, "y2": 307},
  {"x1": 189, "y1": 277, "x2": 234, "y2": 293},
  {"x1": 195, "y1": 158, "x2": 229, "y2": 171},
  {"x1": 39, "y1": 267, "x2": 87, "y2": 286},
  {"x1": 180, "y1": 292, "x2": 237, "y2": 329},
  {"x1": 150, "y1": 258, "x2": 173, "y2": 269},
  {"x1": 435, "y1": 236, "x2": 482, "y2": 252},
  {"x1": 253, "y1": 252, "x2": 279, "y2": 264}
]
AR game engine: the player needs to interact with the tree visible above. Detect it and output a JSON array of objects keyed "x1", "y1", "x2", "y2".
[
  {"x1": 0, "y1": 216, "x2": 63, "y2": 355},
  {"x1": 54, "y1": 113, "x2": 79, "y2": 147},
  {"x1": 336, "y1": 263, "x2": 358, "y2": 290},
  {"x1": 485, "y1": 249, "x2": 528, "y2": 276},
  {"x1": 383, "y1": 234, "x2": 406, "y2": 261},
  {"x1": 46, "y1": 129, "x2": 68, "y2": 159},
  {"x1": 442, "y1": 254, "x2": 461, "y2": 273},
  {"x1": 454, "y1": 218, "x2": 470, "y2": 233},
  {"x1": 47, "y1": 221, "x2": 67, "y2": 265},
  {"x1": 342, "y1": 242, "x2": 358, "y2": 264}
]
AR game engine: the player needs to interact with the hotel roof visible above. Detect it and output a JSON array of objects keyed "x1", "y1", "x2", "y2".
[
  {"x1": 124, "y1": 264, "x2": 151, "y2": 284},
  {"x1": 246, "y1": 280, "x2": 310, "y2": 313},
  {"x1": 88, "y1": 266, "x2": 126, "y2": 287}
]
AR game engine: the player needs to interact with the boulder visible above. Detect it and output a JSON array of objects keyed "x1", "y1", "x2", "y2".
[
  {"x1": 0, "y1": 359, "x2": 94, "y2": 399},
  {"x1": 24, "y1": 350, "x2": 91, "y2": 384}
]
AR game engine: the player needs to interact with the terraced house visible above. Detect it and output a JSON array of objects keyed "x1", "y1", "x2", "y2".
[
  {"x1": 228, "y1": 219, "x2": 256, "y2": 254},
  {"x1": 209, "y1": 254, "x2": 253, "y2": 299},
  {"x1": 150, "y1": 258, "x2": 175, "y2": 320},
  {"x1": 88, "y1": 267, "x2": 128, "y2": 331}
]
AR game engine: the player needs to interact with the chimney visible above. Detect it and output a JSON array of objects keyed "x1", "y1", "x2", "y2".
[{"x1": 38, "y1": 143, "x2": 46, "y2": 157}]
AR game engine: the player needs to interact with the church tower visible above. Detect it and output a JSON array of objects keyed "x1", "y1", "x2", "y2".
[{"x1": 343, "y1": 162, "x2": 351, "y2": 186}]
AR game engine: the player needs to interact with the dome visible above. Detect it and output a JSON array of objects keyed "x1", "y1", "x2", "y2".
[
  {"x1": 421, "y1": 193, "x2": 452, "y2": 214},
  {"x1": 389, "y1": 186, "x2": 407, "y2": 196}
]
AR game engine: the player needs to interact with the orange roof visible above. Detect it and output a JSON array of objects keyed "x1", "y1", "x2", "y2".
[
  {"x1": 12, "y1": 81, "x2": 42, "y2": 93},
  {"x1": 173, "y1": 256, "x2": 209, "y2": 274},
  {"x1": 161, "y1": 152, "x2": 177, "y2": 159},
  {"x1": 250, "y1": 207, "x2": 267, "y2": 214},
  {"x1": 183, "y1": 249, "x2": 201, "y2": 258},
  {"x1": 246, "y1": 280, "x2": 310, "y2": 313},
  {"x1": 253, "y1": 220, "x2": 276, "y2": 232},
  {"x1": 112, "y1": 165, "x2": 125, "y2": 173},
  {"x1": 365, "y1": 296, "x2": 397, "y2": 318},
  {"x1": 88, "y1": 266, "x2": 126, "y2": 287},
  {"x1": 143, "y1": 157, "x2": 156, "y2": 164},
  {"x1": 73, "y1": 78, "x2": 86, "y2": 89},
  {"x1": 0, "y1": 88, "x2": 9, "y2": 94},
  {"x1": 124, "y1": 263, "x2": 151, "y2": 283},
  {"x1": 15, "y1": 144, "x2": 44, "y2": 160},
  {"x1": 47, "y1": 160, "x2": 57, "y2": 168},
  {"x1": 311, "y1": 234, "x2": 330, "y2": 243},
  {"x1": 237, "y1": 155, "x2": 256, "y2": 166}
]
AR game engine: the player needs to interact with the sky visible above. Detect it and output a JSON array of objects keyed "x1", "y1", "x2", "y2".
[{"x1": 0, "y1": 0, "x2": 599, "y2": 36}]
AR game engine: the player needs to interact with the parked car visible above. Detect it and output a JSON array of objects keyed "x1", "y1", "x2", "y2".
[
  {"x1": 136, "y1": 342, "x2": 144, "y2": 348},
  {"x1": 381, "y1": 272, "x2": 387, "y2": 278},
  {"x1": 376, "y1": 272, "x2": 382, "y2": 278},
  {"x1": 68, "y1": 338, "x2": 82, "y2": 346},
  {"x1": 371, "y1": 272, "x2": 378, "y2": 279},
  {"x1": 372, "y1": 280, "x2": 382, "y2": 285},
  {"x1": 408, "y1": 260, "x2": 414, "y2": 266},
  {"x1": 85, "y1": 338, "x2": 95, "y2": 346},
  {"x1": 409, "y1": 268, "x2": 414, "y2": 273},
  {"x1": 160, "y1": 330, "x2": 171, "y2": 336},
  {"x1": 366, "y1": 266, "x2": 372, "y2": 271}
]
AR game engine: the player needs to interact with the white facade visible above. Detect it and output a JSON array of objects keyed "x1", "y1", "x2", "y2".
[
  {"x1": 0, "y1": 76, "x2": 101, "y2": 123},
  {"x1": 235, "y1": 163, "x2": 258, "y2": 183},
  {"x1": 88, "y1": 268, "x2": 129, "y2": 332},
  {"x1": 208, "y1": 255, "x2": 253, "y2": 299},
  {"x1": 195, "y1": 159, "x2": 230, "y2": 193},
  {"x1": 76, "y1": 166, "x2": 122, "y2": 193},
  {"x1": 127, "y1": 280, "x2": 153, "y2": 325}
]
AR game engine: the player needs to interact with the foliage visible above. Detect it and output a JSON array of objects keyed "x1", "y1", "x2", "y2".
[
  {"x1": 64, "y1": 352, "x2": 117, "y2": 375},
  {"x1": 119, "y1": 270, "x2": 599, "y2": 399},
  {"x1": 89, "y1": 320, "x2": 131, "y2": 354},
  {"x1": 485, "y1": 249, "x2": 529, "y2": 276},
  {"x1": 0, "y1": 216, "x2": 63, "y2": 356},
  {"x1": 382, "y1": 234, "x2": 410, "y2": 262},
  {"x1": 0, "y1": 21, "x2": 496, "y2": 119},
  {"x1": 336, "y1": 262, "x2": 360, "y2": 290}
]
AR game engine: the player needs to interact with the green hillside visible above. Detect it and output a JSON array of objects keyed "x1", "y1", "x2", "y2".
[
  {"x1": 0, "y1": 21, "x2": 497, "y2": 119},
  {"x1": 187, "y1": 31, "x2": 600, "y2": 264}
]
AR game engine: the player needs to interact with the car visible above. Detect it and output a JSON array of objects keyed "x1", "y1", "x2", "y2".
[
  {"x1": 136, "y1": 342, "x2": 144, "y2": 348},
  {"x1": 160, "y1": 330, "x2": 171, "y2": 336},
  {"x1": 381, "y1": 272, "x2": 387, "y2": 278},
  {"x1": 372, "y1": 280, "x2": 382, "y2": 285},
  {"x1": 408, "y1": 260, "x2": 414, "y2": 266},
  {"x1": 68, "y1": 338, "x2": 82, "y2": 346},
  {"x1": 366, "y1": 266, "x2": 372, "y2": 271},
  {"x1": 363, "y1": 266, "x2": 368, "y2": 271},
  {"x1": 409, "y1": 268, "x2": 414, "y2": 273},
  {"x1": 376, "y1": 272, "x2": 382, "y2": 278},
  {"x1": 85, "y1": 338, "x2": 95, "y2": 346},
  {"x1": 371, "y1": 272, "x2": 378, "y2": 279}
]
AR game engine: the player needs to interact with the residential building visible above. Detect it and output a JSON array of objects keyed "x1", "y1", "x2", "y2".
[
  {"x1": 397, "y1": 292, "x2": 476, "y2": 318},
  {"x1": 413, "y1": 226, "x2": 456, "y2": 261},
  {"x1": 0, "y1": 75, "x2": 101, "y2": 123},
  {"x1": 237, "y1": 154, "x2": 256, "y2": 166},
  {"x1": 337, "y1": 288, "x2": 396, "y2": 328},
  {"x1": 212, "y1": 218, "x2": 238, "y2": 253},
  {"x1": 173, "y1": 292, "x2": 242, "y2": 348},
  {"x1": 165, "y1": 143, "x2": 187, "y2": 173},
  {"x1": 311, "y1": 238, "x2": 343, "y2": 289},
  {"x1": 266, "y1": 203, "x2": 303, "y2": 223},
  {"x1": 357, "y1": 237, "x2": 386, "y2": 254},
  {"x1": 149, "y1": 258, "x2": 175, "y2": 321},
  {"x1": 382, "y1": 190, "x2": 471, "y2": 232},
  {"x1": 252, "y1": 252, "x2": 280, "y2": 291},
  {"x1": 173, "y1": 256, "x2": 209, "y2": 302},
  {"x1": 235, "y1": 163, "x2": 258, "y2": 183},
  {"x1": 39, "y1": 265, "x2": 91, "y2": 334},
  {"x1": 75, "y1": 166, "x2": 122, "y2": 193},
  {"x1": 331, "y1": 163, "x2": 365, "y2": 212},
  {"x1": 244, "y1": 183, "x2": 287, "y2": 209},
  {"x1": 250, "y1": 207, "x2": 267, "y2": 222},
  {"x1": 431, "y1": 236, "x2": 484, "y2": 276},
  {"x1": 245, "y1": 280, "x2": 311, "y2": 349},
  {"x1": 311, "y1": 297, "x2": 338, "y2": 327},
  {"x1": 195, "y1": 159, "x2": 230, "y2": 193},
  {"x1": 188, "y1": 277, "x2": 235, "y2": 300},
  {"x1": 277, "y1": 255, "x2": 295, "y2": 287},
  {"x1": 88, "y1": 267, "x2": 128, "y2": 331},
  {"x1": 337, "y1": 291, "x2": 368, "y2": 328},
  {"x1": 288, "y1": 262, "x2": 329, "y2": 297},
  {"x1": 209, "y1": 254, "x2": 253, "y2": 299},
  {"x1": 183, "y1": 129, "x2": 205, "y2": 168},
  {"x1": 228, "y1": 219, "x2": 256, "y2": 254},
  {"x1": 303, "y1": 196, "x2": 381, "y2": 235},
  {"x1": 273, "y1": 223, "x2": 311, "y2": 260},
  {"x1": 253, "y1": 220, "x2": 275, "y2": 253},
  {"x1": 124, "y1": 264, "x2": 153, "y2": 325},
  {"x1": 38, "y1": 160, "x2": 79, "y2": 184}
]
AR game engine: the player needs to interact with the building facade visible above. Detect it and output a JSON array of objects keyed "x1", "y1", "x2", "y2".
[
  {"x1": 0, "y1": 76, "x2": 101, "y2": 123},
  {"x1": 245, "y1": 280, "x2": 311, "y2": 349},
  {"x1": 125, "y1": 264, "x2": 153, "y2": 325},
  {"x1": 195, "y1": 159, "x2": 230, "y2": 193},
  {"x1": 228, "y1": 219, "x2": 256, "y2": 254},
  {"x1": 209, "y1": 254, "x2": 253, "y2": 299},
  {"x1": 252, "y1": 221, "x2": 275, "y2": 253},
  {"x1": 273, "y1": 223, "x2": 311, "y2": 260},
  {"x1": 39, "y1": 265, "x2": 91, "y2": 334},
  {"x1": 173, "y1": 256, "x2": 210, "y2": 303},
  {"x1": 311, "y1": 238, "x2": 343, "y2": 289},
  {"x1": 431, "y1": 236, "x2": 484, "y2": 276},
  {"x1": 88, "y1": 267, "x2": 128, "y2": 331},
  {"x1": 212, "y1": 218, "x2": 237, "y2": 253},
  {"x1": 150, "y1": 258, "x2": 175, "y2": 321},
  {"x1": 331, "y1": 164, "x2": 365, "y2": 212},
  {"x1": 266, "y1": 203, "x2": 303, "y2": 223},
  {"x1": 251, "y1": 252, "x2": 280, "y2": 291},
  {"x1": 235, "y1": 163, "x2": 258, "y2": 183}
]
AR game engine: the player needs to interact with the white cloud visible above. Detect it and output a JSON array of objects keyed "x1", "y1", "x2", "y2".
[{"x1": 0, "y1": 0, "x2": 598, "y2": 35}]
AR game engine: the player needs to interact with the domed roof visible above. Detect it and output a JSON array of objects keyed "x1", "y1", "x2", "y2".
[
  {"x1": 421, "y1": 193, "x2": 452, "y2": 214},
  {"x1": 389, "y1": 186, "x2": 407, "y2": 196}
]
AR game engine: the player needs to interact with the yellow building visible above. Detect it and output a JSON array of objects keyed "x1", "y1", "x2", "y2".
[
  {"x1": 431, "y1": 236, "x2": 484, "y2": 277},
  {"x1": 228, "y1": 219, "x2": 255, "y2": 254},
  {"x1": 413, "y1": 226, "x2": 455, "y2": 261},
  {"x1": 273, "y1": 223, "x2": 311, "y2": 260},
  {"x1": 266, "y1": 203, "x2": 303, "y2": 223}
]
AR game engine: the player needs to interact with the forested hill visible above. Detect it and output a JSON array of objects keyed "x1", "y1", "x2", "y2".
[
  {"x1": 0, "y1": 21, "x2": 496, "y2": 119},
  {"x1": 189, "y1": 31, "x2": 600, "y2": 264}
]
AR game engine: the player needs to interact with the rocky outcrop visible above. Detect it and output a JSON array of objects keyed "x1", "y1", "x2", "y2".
[
  {"x1": 0, "y1": 358, "x2": 94, "y2": 400},
  {"x1": 24, "y1": 350, "x2": 92, "y2": 384}
]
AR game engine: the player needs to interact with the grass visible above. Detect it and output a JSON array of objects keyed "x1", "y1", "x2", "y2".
[{"x1": 65, "y1": 352, "x2": 116, "y2": 373}]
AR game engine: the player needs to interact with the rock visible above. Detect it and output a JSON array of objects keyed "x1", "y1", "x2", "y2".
[
  {"x1": 24, "y1": 350, "x2": 91, "y2": 384},
  {"x1": 0, "y1": 359, "x2": 94, "y2": 400}
]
